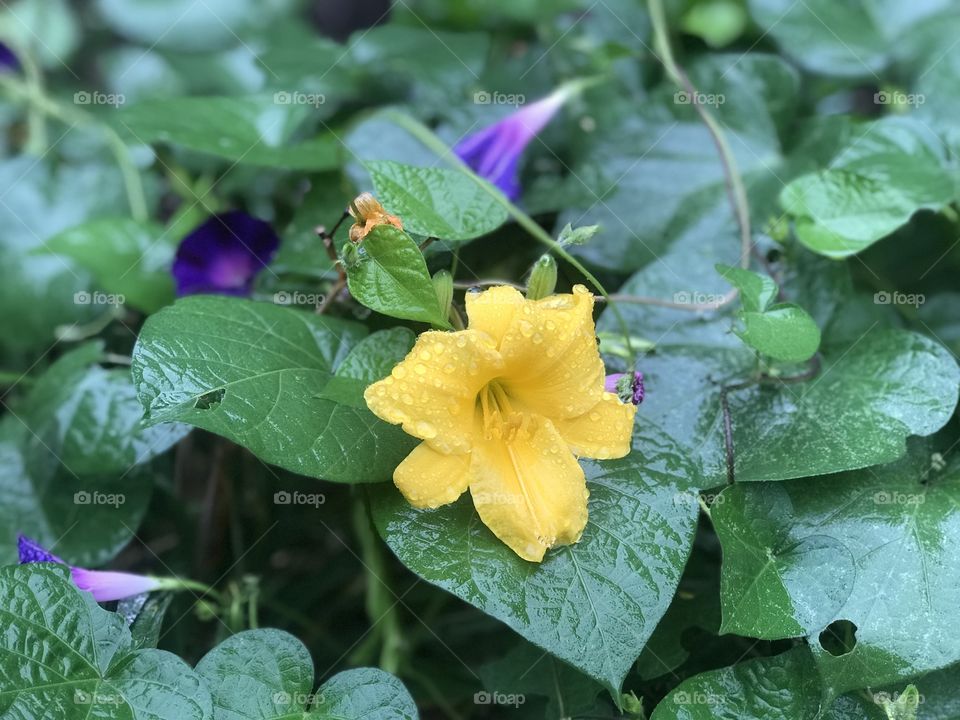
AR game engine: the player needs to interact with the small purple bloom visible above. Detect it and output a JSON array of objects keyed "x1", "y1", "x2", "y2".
[
  {"x1": 454, "y1": 88, "x2": 570, "y2": 201},
  {"x1": 18, "y1": 534, "x2": 160, "y2": 602},
  {"x1": 0, "y1": 41, "x2": 19, "y2": 73},
  {"x1": 172, "y1": 211, "x2": 279, "y2": 296},
  {"x1": 605, "y1": 371, "x2": 644, "y2": 406}
]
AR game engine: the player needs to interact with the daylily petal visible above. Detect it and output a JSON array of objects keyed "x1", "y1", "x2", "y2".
[
  {"x1": 464, "y1": 285, "x2": 525, "y2": 348},
  {"x1": 469, "y1": 414, "x2": 588, "y2": 562},
  {"x1": 70, "y1": 568, "x2": 161, "y2": 602},
  {"x1": 364, "y1": 330, "x2": 504, "y2": 453},
  {"x1": 556, "y1": 392, "x2": 636, "y2": 459},
  {"x1": 498, "y1": 285, "x2": 605, "y2": 419},
  {"x1": 395, "y1": 443, "x2": 471, "y2": 509}
]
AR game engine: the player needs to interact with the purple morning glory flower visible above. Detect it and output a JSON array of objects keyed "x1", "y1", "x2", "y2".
[
  {"x1": 0, "y1": 41, "x2": 19, "y2": 73},
  {"x1": 454, "y1": 88, "x2": 571, "y2": 201},
  {"x1": 605, "y1": 371, "x2": 644, "y2": 406},
  {"x1": 18, "y1": 534, "x2": 160, "y2": 602},
  {"x1": 172, "y1": 211, "x2": 279, "y2": 296}
]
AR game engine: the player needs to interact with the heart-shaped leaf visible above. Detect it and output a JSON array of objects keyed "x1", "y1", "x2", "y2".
[
  {"x1": 366, "y1": 161, "x2": 507, "y2": 242},
  {"x1": 345, "y1": 225, "x2": 451, "y2": 328},
  {"x1": 712, "y1": 441, "x2": 960, "y2": 698},
  {"x1": 0, "y1": 563, "x2": 212, "y2": 719},
  {"x1": 195, "y1": 628, "x2": 417, "y2": 719},
  {"x1": 132, "y1": 295, "x2": 415, "y2": 483},
  {"x1": 371, "y1": 423, "x2": 702, "y2": 694}
]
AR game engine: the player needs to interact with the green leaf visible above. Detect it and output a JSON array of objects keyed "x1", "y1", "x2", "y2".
[
  {"x1": 479, "y1": 639, "x2": 605, "y2": 720},
  {"x1": 371, "y1": 422, "x2": 702, "y2": 694},
  {"x1": 600, "y1": 227, "x2": 960, "y2": 483},
  {"x1": 0, "y1": 415, "x2": 154, "y2": 566},
  {"x1": 780, "y1": 118, "x2": 953, "y2": 258},
  {"x1": 132, "y1": 295, "x2": 415, "y2": 483},
  {"x1": 0, "y1": 563, "x2": 212, "y2": 719},
  {"x1": 195, "y1": 628, "x2": 418, "y2": 719},
  {"x1": 42, "y1": 218, "x2": 175, "y2": 314},
  {"x1": 93, "y1": 0, "x2": 279, "y2": 51},
  {"x1": 22, "y1": 344, "x2": 189, "y2": 476},
  {"x1": 560, "y1": 54, "x2": 799, "y2": 272},
  {"x1": 366, "y1": 161, "x2": 507, "y2": 242},
  {"x1": 318, "y1": 328, "x2": 415, "y2": 408},
  {"x1": 345, "y1": 225, "x2": 451, "y2": 328},
  {"x1": 649, "y1": 647, "x2": 878, "y2": 719},
  {"x1": 712, "y1": 441, "x2": 960, "y2": 698},
  {"x1": 736, "y1": 304, "x2": 822, "y2": 363},
  {"x1": 715, "y1": 264, "x2": 777, "y2": 313},
  {"x1": 113, "y1": 96, "x2": 339, "y2": 170},
  {"x1": 0, "y1": 157, "x2": 130, "y2": 357},
  {"x1": 747, "y1": 0, "x2": 951, "y2": 78}
]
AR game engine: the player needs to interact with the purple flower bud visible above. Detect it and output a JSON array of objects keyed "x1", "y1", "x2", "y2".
[
  {"x1": 172, "y1": 211, "x2": 279, "y2": 297},
  {"x1": 0, "y1": 42, "x2": 20, "y2": 73},
  {"x1": 18, "y1": 534, "x2": 160, "y2": 602},
  {"x1": 605, "y1": 371, "x2": 644, "y2": 406},
  {"x1": 454, "y1": 89, "x2": 570, "y2": 201}
]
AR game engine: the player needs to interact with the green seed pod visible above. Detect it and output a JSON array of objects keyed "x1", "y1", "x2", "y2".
[
  {"x1": 432, "y1": 269, "x2": 454, "y2": 321},
  {"x1": 527, "y1": 254, "x2": 557, "y2": 300}
]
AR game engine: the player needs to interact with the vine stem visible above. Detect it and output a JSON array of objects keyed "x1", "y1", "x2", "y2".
[
  {"x1": 352, "y1": 493, "x2": 404, "y2": 675},
  {"x1": 647, "y1": 0, "x2": 752, "y2": 271},
  {"x1": 0, "y1": 75, "x2": 148, "y2": 222}
]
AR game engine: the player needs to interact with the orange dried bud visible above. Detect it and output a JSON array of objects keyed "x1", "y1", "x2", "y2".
[{"x1": 347, "y1": 192, "x2": 403, "y2": 243}]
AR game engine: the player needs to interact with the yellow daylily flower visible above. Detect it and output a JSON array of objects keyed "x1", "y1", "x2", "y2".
[{"x1": 364, "y1": 285, "x2": 636, "y2": 562}]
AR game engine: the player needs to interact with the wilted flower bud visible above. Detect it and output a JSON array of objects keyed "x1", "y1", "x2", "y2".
[
  {"x1": 526, "y1": 254, "x2": 557, "y2": 300},
  {"x1": 348, "y1": 192, "x2": 403, "y2": 243},
  {"x1": 432, "y1": 269, "x2": 454, "y2": 321}
]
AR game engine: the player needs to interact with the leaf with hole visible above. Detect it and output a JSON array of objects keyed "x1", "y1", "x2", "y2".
[{"x1": 132, "y1": 296, "x2": 415, "y2": 483}]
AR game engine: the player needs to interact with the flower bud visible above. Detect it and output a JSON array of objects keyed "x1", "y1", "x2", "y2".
[
  {"x1": 526, "y1": 254, "x2": 557, "y2": 300},
  {"x1": 605, "y1": 371, "x2": 644, "y2": 405},
  {"x1": 432, "y1": 269, "x2": 453, "y2": 321},
  {"x1": 348, "y1": 192, "x2": 403, "y2": 243},
  {"x1": 340, "y1": 241, "x2": 360, "y2": 268}
]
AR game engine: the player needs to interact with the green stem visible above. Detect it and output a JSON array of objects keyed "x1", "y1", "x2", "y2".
[
  {"x1": 352, "y1": 493, "x2": 404, "y2": 674},
  {"x1": 0, "y1": 75, "x2": 148, "y2": 222},
  {"x1": 383, "y1": 108, "x2": 637, "y2": 365},
  {"x1": 154, "y1": 577, "x2": 226, "y2": 604},
  {"x1": 647, "y1": 0, "x2": 751, "y2": 270}
]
